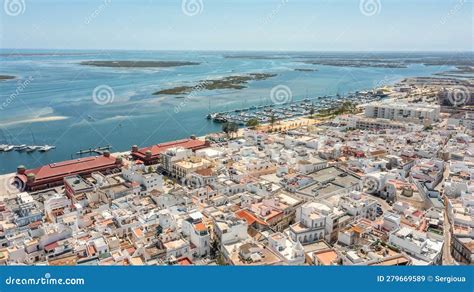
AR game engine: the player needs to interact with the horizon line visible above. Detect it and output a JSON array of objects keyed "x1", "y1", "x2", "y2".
[{"x1": 1, "y1": 48, "x2": 473, "y2": 54}]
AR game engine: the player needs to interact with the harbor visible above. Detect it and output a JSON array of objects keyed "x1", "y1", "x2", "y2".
[
  {"x1": 206, "y1": 90, "x2": 388, "y2": 125},
  {"x1": 0, "y1": 144, "x2": 56, "y2": 153}
]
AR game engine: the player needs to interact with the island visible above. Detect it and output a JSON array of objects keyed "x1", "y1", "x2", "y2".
[
  {"x1": 80, "y1": 60, "x2": 200, "y2": 68},
  {"x1": 303, "y1": 60, "x2": 408, "y2": 68},
  {"x1": 294, "y1": 68, "x2": 318, "y2": 72},
  {"x1": 0, "y1": 75, "x2": 15, "y2": 81},
  {"x1": 153, "y1": 73, "x2": 277, "y2": 95}
]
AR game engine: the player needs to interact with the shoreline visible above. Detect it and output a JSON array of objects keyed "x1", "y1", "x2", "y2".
[{"x1": 0, "y1": 116, "x2": 69, "y2": 127}]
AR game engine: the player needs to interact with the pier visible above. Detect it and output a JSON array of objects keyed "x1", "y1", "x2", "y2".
[{"x1": 76, "y1": 145, "x2": 113, "y2": 156}]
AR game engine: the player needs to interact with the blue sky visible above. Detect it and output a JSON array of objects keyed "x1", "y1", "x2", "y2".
[{"x1": 0, "y1": 0, "x2": 472, "y2": 51}]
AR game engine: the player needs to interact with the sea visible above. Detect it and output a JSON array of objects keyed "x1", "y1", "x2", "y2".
[{"x1": 0, "y1": 50, "x2": 456, "y2": 174}]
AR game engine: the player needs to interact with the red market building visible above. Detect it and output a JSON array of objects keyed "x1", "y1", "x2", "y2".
[
  {"x1": 16, "y1": 152, "x2": 123, "y2": 191},
  {"x1": 131, "y1": 137, "x2": 210, "y2": 165}
]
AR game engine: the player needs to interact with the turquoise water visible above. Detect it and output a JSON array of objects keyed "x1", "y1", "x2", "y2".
[{"x1": 0, "y1": 50, "x2": 453, "y2": 173}]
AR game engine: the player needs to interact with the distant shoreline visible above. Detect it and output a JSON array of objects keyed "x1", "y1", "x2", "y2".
[
  {"x1": 0, "y1": 116, "x2": 69, "y2": 127},
  {"x1": 80, "y1": 60, "x2": 200, "y2": 68},
  {"x1": 0, "y1": 75, "x2": 16, "y2": 81}
]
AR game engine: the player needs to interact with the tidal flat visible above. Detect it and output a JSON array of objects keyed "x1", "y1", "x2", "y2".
[
  {"x1": 153, "y1": 73, "x2": 278, "y2": 95},
  {"x1": 80, "y1": 60, "x2": 200, "y2": 68}
]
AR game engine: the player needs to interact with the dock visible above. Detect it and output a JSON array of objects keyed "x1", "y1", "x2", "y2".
[
  {"x1": 207, "y1": 91, "x2": 386, "y2": 125},
  {"x1": 76, "y1": 145, "x2": 113, "y2": 156}
]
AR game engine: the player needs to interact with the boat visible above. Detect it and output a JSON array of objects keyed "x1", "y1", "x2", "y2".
[
  {"x1": 3, "y1": 145, "x2": 14, "y2": 152},
  {"x1": 38, "y1": 145, "x2": 56, "y2": 152},
  {"x1": 14, "y1": 144, "x2": 27, "y2": 151},
  {"x1": 26, "y1": 146, "x2": 39, "y2": 153}
]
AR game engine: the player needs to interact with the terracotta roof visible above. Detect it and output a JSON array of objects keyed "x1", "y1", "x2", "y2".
[
  {"x1": 44, "y1": 241, "x2": 59, "y2": 252},
  {"x1": 195, "y1": 167, "x2": 213, "y2": 176},
  {"x1": 134, "y1": 139, "x2": 208, "y2": 158},
  {"x1": 235, "y1": 209, "x2": 267, "y2": 226},
  {"x1": 194, "y1": 222, "x2": 207, "y2": 232},
  {"x1": 315, "y1": 250, "x2": 338, "y2": 266},
  {"x1": 20, "y1": 155, "x2": 119, "y2": 182},
  {"x1": 177, "y1": 257, "x2": 193, "y2": 266}
]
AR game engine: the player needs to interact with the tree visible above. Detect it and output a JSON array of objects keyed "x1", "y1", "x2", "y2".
[
  {"x1": 309, "y1": 102, "x2": 315, "y2": 117},
  {"x1": 270, "y1": 113, "x2": 276, "y2": 129},
  {"x1": 246, "y1": 118, "x2": 259, "y2": 128},
  {"x1": 147, "y1": 166, "x2": 154, "y2": 173},
  {"x1": 222, "y1": 122, "x2": 238, "y2": 138}
]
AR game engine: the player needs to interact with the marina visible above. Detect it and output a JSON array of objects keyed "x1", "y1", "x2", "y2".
[
  {"x1": 207, "y1": 90, "x2": 388, "y2": 125},
  {"x1": 75, "y1": 145, "x2": 113, "y2": 156}
]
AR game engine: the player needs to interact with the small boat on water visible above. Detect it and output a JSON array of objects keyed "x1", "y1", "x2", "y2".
[
  {"x1": 14, "y1": 144, "x2": 27, "y2": 151},
  {"x1": 26, "y1": 145, "x2": 40, "y2": 153},
  {"x1": 3, "y1": 145, "x2": 14, "y2": 152},
  {"x1": 38, "y1": 145, "x2": 56, "y2": 152}
]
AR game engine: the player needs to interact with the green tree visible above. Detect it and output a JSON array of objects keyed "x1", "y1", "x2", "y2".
[
  {"x1": 246, "y1": 118, "x2": 259, "y2": 128},
  {"x1": 309, "y1": 102, "x2": 315, "y2": 117},
  {"x1": 222, "y1": 122, "x2": 238, "y2": 138},
  {"x1": 270, "y1": 113, "x2": 276, "y2": 129}
]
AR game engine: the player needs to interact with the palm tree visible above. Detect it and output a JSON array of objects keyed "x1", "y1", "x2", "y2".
[
  {"x1": 246, "y1": 118, "x2": 259, "y2": 129},
  {"x1": 309, "y1": 103, "x2": 315, "y2": 117},
  {"x1": 270, "y1": 113, "x2": 276, "y2": 129},
  {"x1": 222, "y1": 122, "x2": 238, "y2": 139}
]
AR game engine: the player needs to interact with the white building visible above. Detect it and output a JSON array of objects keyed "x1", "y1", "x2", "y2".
[
  {"x1": 289, "y1": 202, "x2": 327, "y2": 244},
  {"x1": 339, "y1": 191, "x2": 378, "y2": 220},
  {"x1": 364, "y1": 101, "x2": 440, "y2": 124},
  {"x1": 268, "y1": 232, "x2": 305, "y2": 265},
  {"x1": 214, "y1": 216, "x2": 248, "y2": 246},
  {"x1": 122, "y1": 162, "x2": 163, "y2": 192},
  {"x1": 181, "y1": 212, "x2": 210, "y2": 258},
  {"x1": 388, "y1": 227, "x2": 443, "y2": 264}
]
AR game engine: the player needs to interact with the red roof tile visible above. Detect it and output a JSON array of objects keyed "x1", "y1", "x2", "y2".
[
  {"x1": 134, "y1": 139, "x2": 208, "y2": 158},
  {"x1": 21, "y1": 155, "x2": 119, "y2": 182},
  {"x1": 235, "y1": 209, "x2": 267, "y2": 226},
  {"x1": 44, "y1": 241, "x2": 59, "y2": 252}
]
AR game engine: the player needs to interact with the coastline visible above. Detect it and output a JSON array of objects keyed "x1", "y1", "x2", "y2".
[{"x1": 0, "y1": 116, "x2": 69, "y2": 127}]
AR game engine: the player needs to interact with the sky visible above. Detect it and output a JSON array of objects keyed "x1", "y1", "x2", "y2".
[{"x1": 0, "y1": 0, "x2": 472, "y2": 51}]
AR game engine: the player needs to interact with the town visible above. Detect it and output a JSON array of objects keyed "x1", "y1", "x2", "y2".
[{"x1": 0, "y1": 80, "x2": 472, "y2": 266}]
